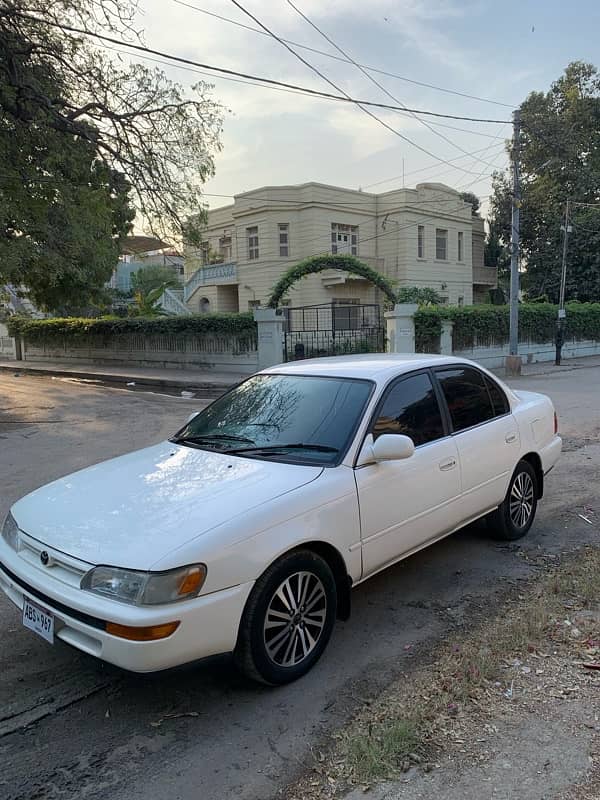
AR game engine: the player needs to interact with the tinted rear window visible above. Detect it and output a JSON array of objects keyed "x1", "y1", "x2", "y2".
[
  {"x1": 484, "y1": 375, "x2": 510, "y2": 416},
  {"x1": 436, "y1": 367, "x2": 495, "y2": 432}
]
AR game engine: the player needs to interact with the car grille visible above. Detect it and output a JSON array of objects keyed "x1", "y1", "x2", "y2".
[
  {"x1": 0, "y1": 560, "x2": 106, "y2": 630},
  {"x1": 16, "y1": 532, "x2": 90, "y2": 588}
]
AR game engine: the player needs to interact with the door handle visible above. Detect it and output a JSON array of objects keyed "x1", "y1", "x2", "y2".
[
  {"x1": 439, "y1": 458, "x2": 457, "y2": 471},
  {"x1": 505, "y1": 432, "x2": 518, "y2": 444}
]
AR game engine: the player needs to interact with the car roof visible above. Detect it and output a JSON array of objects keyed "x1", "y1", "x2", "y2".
[{"x1": 263, "y1": 353, "x2": 470, "y2": 384}]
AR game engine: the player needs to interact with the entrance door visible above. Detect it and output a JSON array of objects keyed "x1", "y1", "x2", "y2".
[{"x1": 355, "y1": 370, "x2": 462, "y2": 576}]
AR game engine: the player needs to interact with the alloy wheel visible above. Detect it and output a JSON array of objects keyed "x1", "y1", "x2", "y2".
[
  {"x1": 509, "y1": 471, "x2": 535, "y2": 528},
  {"x1": 263, "y1": 571, "x2": 327, "y2": 667}
]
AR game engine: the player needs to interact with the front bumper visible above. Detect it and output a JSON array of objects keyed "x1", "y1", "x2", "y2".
[{"x1": 0, "y1": 548, "x2": 253, "y2": 673}]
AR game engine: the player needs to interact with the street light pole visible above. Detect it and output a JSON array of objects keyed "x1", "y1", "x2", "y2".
[
  {"x1": 555, "y1": 199, "x2": 571, "y2": 365},
  {"x1": 507, "y1": 109, "x2": 521, "y2": 375}
]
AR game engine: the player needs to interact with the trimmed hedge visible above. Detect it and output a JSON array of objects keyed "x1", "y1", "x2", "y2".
[
  {"x1": 415, "y1": 302, "x2": 600, "y2": 351},
  {"x1": 6, "y1": 313, "x2": 257, "y2": 342}
]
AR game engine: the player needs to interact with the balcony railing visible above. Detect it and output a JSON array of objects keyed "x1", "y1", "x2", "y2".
[
  {"x1": 184, "y1": 262, "x2": 237, "y2": 301},
  {"x1": 472, "y1": 265, "x2": 498, "y2": 287}
]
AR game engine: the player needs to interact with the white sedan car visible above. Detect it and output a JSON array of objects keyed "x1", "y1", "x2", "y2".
[{"x1": 1, "y1": 355, "x2": 561, "y2": 684}]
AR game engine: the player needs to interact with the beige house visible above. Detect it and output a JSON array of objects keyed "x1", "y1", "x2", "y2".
[{"x1": 182, "y1": 181, "x2": 497, "y2": 314}]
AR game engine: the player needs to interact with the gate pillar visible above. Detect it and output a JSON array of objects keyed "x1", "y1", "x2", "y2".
[
  {"x1": 440, "y1": 319, "x2": 454, "y2": 355},
  {"x1": 384, "y1": 303, "x2": 418, "y2": 354},
  {"x1": 254, "y1": 307, "x2": 285, "y2": 369}
]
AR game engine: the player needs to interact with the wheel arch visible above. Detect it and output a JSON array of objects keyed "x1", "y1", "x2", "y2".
[
  {"x1": 520, "y1": 452, "x2": 544, "y2": 499},
  {"x1": 253, "y1": 541, "x2": 353, "y2": 622},
  {"x1": 293, "y1": 541, "x2": 353, "y2": 621}
]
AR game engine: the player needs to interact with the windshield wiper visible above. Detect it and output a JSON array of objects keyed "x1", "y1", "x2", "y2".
[
  {"x1": 171, "y1": 433, "x2": 255, "y2": 446},
  {"x1": 224, "y1": 443, "x2": 339, "y2": 455}
]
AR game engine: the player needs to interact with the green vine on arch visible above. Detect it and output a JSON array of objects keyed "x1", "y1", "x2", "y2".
[{"x1": 267, "y1": 254, "x2": 397, "y2": 308}]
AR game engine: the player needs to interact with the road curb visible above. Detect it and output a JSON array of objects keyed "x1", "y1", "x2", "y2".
[{"x1": 0, "y1": 364, "x2": 234, "y2": 397}]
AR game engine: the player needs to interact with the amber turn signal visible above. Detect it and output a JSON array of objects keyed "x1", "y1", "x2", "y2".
[
  {"x1": 178, "y1": 566, "x2": 205, "y2": 597},
  {"x1": 106, "y1": 620, "x2": 180, "y2": 641}
]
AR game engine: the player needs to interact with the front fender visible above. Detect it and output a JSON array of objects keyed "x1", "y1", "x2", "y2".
[{"x1": 152, "y1": 466, "x2": 362, "y2": 594}]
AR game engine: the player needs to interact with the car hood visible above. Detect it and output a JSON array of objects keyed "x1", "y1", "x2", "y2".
[{"x1": 12, "y1": 442, "x2": 323, "y2": 570}]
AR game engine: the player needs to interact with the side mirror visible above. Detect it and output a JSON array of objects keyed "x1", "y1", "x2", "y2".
[
  {"x1": 185, "y1": 411, "x2": 201, "y2": 424},
  {"x1": 372, "y1": 434, "x2": 415, "y2": 462}
]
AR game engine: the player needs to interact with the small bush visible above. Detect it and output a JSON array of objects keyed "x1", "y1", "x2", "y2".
[
  {"x1": 7, "y1": 312, "x2": 257, "y2": 341},
  {"x1": 415, "y1": 302, "x2": 600, "y2": 351}
]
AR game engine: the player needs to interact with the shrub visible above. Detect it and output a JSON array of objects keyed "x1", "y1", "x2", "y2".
[
  {"x1": 6, "y1": 313, "x2": 257, "y2": 341},
  {"x1": 415, "y1": 302, "x2": 600, "y2": 351}
]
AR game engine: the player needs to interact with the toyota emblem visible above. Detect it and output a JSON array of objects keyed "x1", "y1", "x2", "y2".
[{"x1": 40, "y1": 551, "x2": 49, "y2": 566}]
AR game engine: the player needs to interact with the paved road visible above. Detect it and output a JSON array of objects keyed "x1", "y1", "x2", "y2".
[{"x1": 1, "y1": 367, "x2": 599, "y2": 800}]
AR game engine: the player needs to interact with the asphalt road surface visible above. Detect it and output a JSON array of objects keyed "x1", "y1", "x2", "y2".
[{"x1": 1, "y1": 367, "x2": 599, "y2": 800}]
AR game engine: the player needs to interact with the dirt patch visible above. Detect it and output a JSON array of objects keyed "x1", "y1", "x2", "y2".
[{"x1": 279, "y1": 547, "x2": 600, "y2": 800}]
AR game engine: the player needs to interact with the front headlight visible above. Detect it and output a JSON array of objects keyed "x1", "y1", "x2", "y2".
[
  {"x1": 1, "y1": 511, "x2": 19, "y2": 551},
  {"x1": 80, "y1": 564, "x2": 207, "y2": 606}
]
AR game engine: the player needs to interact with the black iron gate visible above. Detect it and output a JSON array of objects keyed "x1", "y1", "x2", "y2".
[{"x1": 283, "y1": 302, "x2": 385, "y2": 361}]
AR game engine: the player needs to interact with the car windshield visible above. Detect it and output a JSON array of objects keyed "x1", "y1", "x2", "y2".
[{"x1": 171, "y1": 374, "x2": 373, "y2": 465}]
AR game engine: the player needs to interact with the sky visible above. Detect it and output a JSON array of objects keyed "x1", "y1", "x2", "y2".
[{"x1": 131, "y1": 0, "x2": 600, "y2": 218}]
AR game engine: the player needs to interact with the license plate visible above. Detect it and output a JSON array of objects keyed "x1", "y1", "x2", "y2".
[{"x1": 22, "y1": 597, "x2": 54, "y2": 644}]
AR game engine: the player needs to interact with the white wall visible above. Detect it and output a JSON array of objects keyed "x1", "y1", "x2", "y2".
[
  {"x1": 454, "y1": 339, "x2": 600, "y2": 369},
  {"x1": 0, "y1": 323, "x2": 16, "y2": 360}
]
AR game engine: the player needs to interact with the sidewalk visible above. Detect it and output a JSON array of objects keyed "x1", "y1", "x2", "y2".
[
  {"x1": 506, "y1": 354, "x2": 600, "y2": 378},
  {"x1": 0, "y1": 359, "x2": 246, "y2": 396},
  {"x1": 1, "y1": 353, "x2": 599, "y2": 395}
]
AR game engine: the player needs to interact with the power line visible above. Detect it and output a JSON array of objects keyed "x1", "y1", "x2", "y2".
[
  {"x1": 361, "y1": 143, "x2": 507, "y2": 190},
  {"x1": 13, "y1": 14, "x2": 511, "y2": 125},
  {"x1": 104, "y1": 44, "x2": 503, "y2": 140},
  {"x1": 284, "y1": 0, "x2": 501, "y2": 173},
  {"x1": 226, "y1": 0, "x2": 504, "y2": 176},
  {"x1": 170, "y1": 0, "x2": 513, "y2": 108}
]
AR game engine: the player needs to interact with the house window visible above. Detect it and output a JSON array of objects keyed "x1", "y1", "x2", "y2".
[
  {"x1": 458, "y1": 231, "x2": 464, "y2": 262},
  {"x1": 248, "y1": 299, "x2": 261, "y2": 310},
  {"x1": 458, "y1": 296, "x2": 464, "y2": 307},
  {"x1": 331, "y1": 223, "x2": 358, "y2": 256},
  {"x1": 247, "y1": 226, "x2": 259, "y2": 260},
  {"x1": 278, "y1": 223, "x2": 290, "y2": 257},
  {"x1": 436, "y1": 228, "x2": 448, "y2": 260},
  {"x1": 219, "y1": 236, "x2": 232, "y2": 262},
  {"x1": 417, "y1": 225, "x2": 425, "y2": 259}
]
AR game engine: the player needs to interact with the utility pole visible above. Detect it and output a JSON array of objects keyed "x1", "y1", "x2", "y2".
[
  {"x1": 507, "y1": 109, "x2": 521, "y2": 375},
  {"x1": 555, "y1": 199, "x2": 571, "y2": 365}
]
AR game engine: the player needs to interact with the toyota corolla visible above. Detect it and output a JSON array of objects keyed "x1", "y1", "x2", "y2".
[{"x1": 0, "y1": 355, "x2": 561, "y2": 684}]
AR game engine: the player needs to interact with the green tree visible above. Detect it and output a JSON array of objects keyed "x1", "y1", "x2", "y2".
[
  {"x1": 130, "y1": 285, "x2": 173, "y2": 317},
  {"x1": 0, "y1": 0, "x2": 223, "y2": 309},
  {"x1": 459, "y1": 191, "x2": 481, "y2": 216},
  {"x1": 488, "y1": 62, "x2": 600, "y2": 301},
  {"x1": 396, "y1": 286, "x2": 443, "y2": 306},
  {"x1": 130, "y1": 265, "x2": 181, "y2": 297}
]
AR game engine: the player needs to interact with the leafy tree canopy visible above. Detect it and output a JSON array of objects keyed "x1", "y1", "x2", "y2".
[
  {"x1": 459, "y1": 191, "x2": 481, "y2": 216},
  {"x1": 0, "y1": 0, "x2": 223, "y2": 310},
  {"x1": 396, "y1": 286, "x2": 442, "y2": 306},
  {"x1": 488, "y1": 62, "x2": 600, "y2": 302},
  {"x1": 130, "y1": 264, "x2": 181, "y2": 297}
]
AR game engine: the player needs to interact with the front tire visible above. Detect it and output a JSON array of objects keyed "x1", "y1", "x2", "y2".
[
  {"x1": 234, "y1": 550, "x2": 337, "y2": 685},
  {"x1": 487, "y1": 460, "x2": 538, "y2": 541}
]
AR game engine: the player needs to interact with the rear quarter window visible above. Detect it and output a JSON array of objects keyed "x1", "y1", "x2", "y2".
[{"x1": 484, "y1": 375, "x2": 510, "y2": 416}]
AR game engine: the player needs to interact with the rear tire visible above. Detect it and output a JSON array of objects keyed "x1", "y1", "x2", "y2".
[
  {"x1": 234, "y1": 550, "x2": 337, "y2": 685},
  {"x1": 487, "y1": 460, "x2": 538, "y2": 541}
]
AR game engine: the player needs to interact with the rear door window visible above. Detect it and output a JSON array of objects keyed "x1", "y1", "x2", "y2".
[{"x1": 435, "y1": 367, "x2": 495, "y2": 433}]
